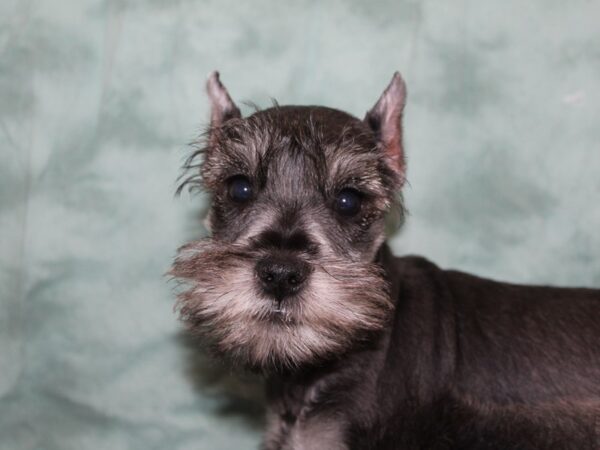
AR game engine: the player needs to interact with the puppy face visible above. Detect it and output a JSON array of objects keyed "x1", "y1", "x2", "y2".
[{"x1": 171, "y1": 73, "x2": 407, "y2": 371}]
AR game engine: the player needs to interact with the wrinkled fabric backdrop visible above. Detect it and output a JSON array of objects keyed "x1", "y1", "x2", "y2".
[{"x1": 1, "y1": 0, "x2": 599, "y2": 449}]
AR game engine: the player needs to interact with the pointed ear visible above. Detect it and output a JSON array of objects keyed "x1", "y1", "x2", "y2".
[
  {"x1": 206, "y1": 71, "x2": 241, "y2": 128},
  {"x1": 364, "y1": 72, "x2": 407, "y2": 181}
]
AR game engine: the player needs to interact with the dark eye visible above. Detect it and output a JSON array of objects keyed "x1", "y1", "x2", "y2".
[
  {"x1": 227, "y1": 176, "x2": 253, "y2": 203},
  {"x1": 335, "y1": 188, "x2": 362, "y2": 216}
]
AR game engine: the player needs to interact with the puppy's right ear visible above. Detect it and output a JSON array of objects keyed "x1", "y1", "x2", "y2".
[{"x1": 206, "y1": 71, "x2": 241, "y2": 128}]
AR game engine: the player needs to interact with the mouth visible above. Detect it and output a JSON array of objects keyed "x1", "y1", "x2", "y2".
[
  {"x1": 263, "y1": 297, "x2": 299, "y2": 324},
  {"x1": 272, "y1": 299, "x2": 285, "y2": 314}
]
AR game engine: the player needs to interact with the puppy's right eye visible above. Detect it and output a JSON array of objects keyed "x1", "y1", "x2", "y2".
[{"x1": 227, "y1": 176, "x2": 253, "y2": 203}]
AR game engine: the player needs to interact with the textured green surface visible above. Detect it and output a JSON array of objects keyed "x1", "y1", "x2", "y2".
[{"x1": 1, "y1": 1, "x2": 599, "y2": 449}]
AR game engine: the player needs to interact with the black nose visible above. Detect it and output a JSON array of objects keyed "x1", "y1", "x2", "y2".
[{"x1": 255, "y1": 256, "x2": 310, "y2": 300}]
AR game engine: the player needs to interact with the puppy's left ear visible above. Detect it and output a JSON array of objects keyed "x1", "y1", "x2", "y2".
[
  {"x1": 206, "y1": 71, "x2": 241, "y2": 128},
  {"x1": 364, "y1": 72, "x2": 407, "y2": 182}
]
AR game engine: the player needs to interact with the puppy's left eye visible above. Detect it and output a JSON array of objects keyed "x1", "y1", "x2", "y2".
[
  {"x1": 334, "y1": 188, "x2": 362, "y2": 217},
  {"x1": 227, "y1": 176, "x2": 253, "y2": 203}
]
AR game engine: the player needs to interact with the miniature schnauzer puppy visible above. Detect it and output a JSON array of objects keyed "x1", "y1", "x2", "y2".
[{"x1": 171, "y1": 71, "x2": 600, "y2": 449}]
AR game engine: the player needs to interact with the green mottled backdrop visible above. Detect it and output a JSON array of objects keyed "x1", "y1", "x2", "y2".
[{"x1": 1, "y1": 1, "x2": 599, "y2": 449}]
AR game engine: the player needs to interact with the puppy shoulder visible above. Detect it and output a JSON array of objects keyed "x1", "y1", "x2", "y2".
[
  {"x1": 389, "y1": 254, "x2": 455, "y2": 302},
  {"x1": 390, "y1": 254, "x2": 445, "y2": 281}
]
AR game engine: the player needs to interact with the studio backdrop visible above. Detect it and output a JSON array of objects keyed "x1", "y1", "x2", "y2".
[{"x1": 1, "y1": 1, "x2": 599, "y2": 449}]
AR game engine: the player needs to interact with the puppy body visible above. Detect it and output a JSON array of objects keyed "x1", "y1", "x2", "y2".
[
  {"x1": 263, "y1": 248, "x2": 600, "y2": 450},
  {"x1": 172, "y1": 72, "x2": 600, "y2": 449}
]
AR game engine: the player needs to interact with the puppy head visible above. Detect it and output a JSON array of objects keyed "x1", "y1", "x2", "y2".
[{"x1": 171, "y1": 72, "x2": 407, "y2": 372}]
